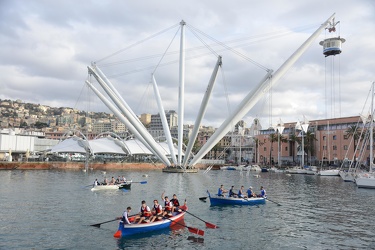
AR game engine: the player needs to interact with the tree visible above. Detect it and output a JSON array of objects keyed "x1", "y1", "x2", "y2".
[
  {"x1": 288, "y1": 134, "x2": 300, "y2": 163},
  {"x1": 253, "y1": 138, "x2": 264, "y2": 163},
  {"x1": 304, "y1": 131, "x2": 317, "y2": 164},
  {"x1": 268, "y1": 133, "x2": 278, "y2": 165}
]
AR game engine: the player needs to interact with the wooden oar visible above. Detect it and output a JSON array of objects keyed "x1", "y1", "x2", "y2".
[
  {"x1": 163, "y1": 217, "x2": 204, "y2": 236},
  {"x1": 181, "y1": 209, "x2": 218, "y2": 229},
  {"x1": 90, "y1": 218, "x2": 118, "y2": 228},
  {"x1": 266, "y1": 198, "x2": 282, "y2": 206}
]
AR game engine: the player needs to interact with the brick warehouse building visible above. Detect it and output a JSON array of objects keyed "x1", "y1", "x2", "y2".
[{"x1": 256, "y1": 116, "x2": 366, "y2": 167}]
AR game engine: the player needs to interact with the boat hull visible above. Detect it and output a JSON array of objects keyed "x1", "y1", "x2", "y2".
[
  {"x1": 339, "y1": 171, "x2": 355, "y2": 182},
  {"x1": 207, "y1": 191, "x2": 266, "y2": 206},
  {"x1": 91, "y1": 182, "x2": 131, "y2": 191},
  {"x1": 355, "y1": 174, "x2": 375, "y2": 188},
  {"x1": 115, "y1": 206, "x2": 187, "y2": 237},
  {"x1": 317, "y1": 169, "x2": 340, "y2": 176}
]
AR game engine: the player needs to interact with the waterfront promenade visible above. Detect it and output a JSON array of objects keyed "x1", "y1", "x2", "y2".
[{"x1": 0, "y1": 162, "x2": 207, "y2": 170}]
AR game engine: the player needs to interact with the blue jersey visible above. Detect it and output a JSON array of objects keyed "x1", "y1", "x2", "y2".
[
  {"x1": 247, "y1": 189, "x2": 253, "y2": 197},
  {"x1": 260, "y1": 189, "x2": 267, "y2": 198},
  {"x1": 218, "y1": 188, "x2": 223, "y2": 196}
]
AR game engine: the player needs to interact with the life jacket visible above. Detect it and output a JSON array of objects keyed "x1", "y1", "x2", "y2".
[
  {"x1": 171, "y1": 198, "x2": 180, "y2": 207},
  {"x1": 164, "y1": 201, "x2": 172, "y2": 211},
  {"x1": 154, "y1": 204, "x2": 162, "y2": 214},
  {"x1": 141, "y1": 206, "x2": 152, "y2": 217}
]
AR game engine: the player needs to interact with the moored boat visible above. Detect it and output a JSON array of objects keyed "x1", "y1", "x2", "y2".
[
  {"x1": 317, "y1": 169, "x2": 340, "y2": 176},
  {"x1": 287, "y1": 167, "x2": 306, "y2": 174},
  {"x1": 207, "y1": 191, "x2": 266, "y2": 206},
  {"x1": 339, "y1": 170, "x2": 355, "y2": 182},
  {"x1": 249, "y1": 165, "x2": 262, "y2": 172},
  {"x1": 355, "y1": 173, "x2": 375, "y2": 188},
  {"x1": 114, "y1": 205, "x2": 187, "y2": 237}
]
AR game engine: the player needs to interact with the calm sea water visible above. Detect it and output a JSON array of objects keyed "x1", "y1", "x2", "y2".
[{"x1": 0, "y1": 169, "x2": 374, "y2": 250}]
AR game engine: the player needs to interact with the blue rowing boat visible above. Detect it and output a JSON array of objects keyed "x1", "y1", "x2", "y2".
[
  {"x1": 207, "y1": 191, "x2": 266, "y2": 206},
  {"x1": 114, "y1": 205, "x2": 187, "y2": 237}
]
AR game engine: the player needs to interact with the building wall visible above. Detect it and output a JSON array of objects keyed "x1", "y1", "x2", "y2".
[{"x1": 256, "y1": 116, "x2": 363, "y2": 166}]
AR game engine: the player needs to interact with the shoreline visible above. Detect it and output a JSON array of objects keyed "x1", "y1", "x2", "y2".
[{"x1": 0, "y1": 162, "x2": 212, "y2": 171}]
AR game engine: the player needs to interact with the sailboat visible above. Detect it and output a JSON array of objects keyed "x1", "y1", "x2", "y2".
[
  {"x1": 339, "y1": 114, "x2": 368, "y2": 182},
  {"x1": 355, "y1": 82, "x2": 375, "y2": 188},
  {"x1": 317, "y1": 121, "x2": 339, "y2": 176}
]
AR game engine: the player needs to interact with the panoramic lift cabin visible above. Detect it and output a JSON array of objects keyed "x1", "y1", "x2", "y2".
[{"x1": 319, "y1": 18, "x2": 345, "y2": 57}]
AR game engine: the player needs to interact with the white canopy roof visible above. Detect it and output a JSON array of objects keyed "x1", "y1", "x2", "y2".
[
  {"x1": 89, "y1": 137, "x2": 127, "y2": 155},
  {"x1": 50, "y1": 136, "x2": 88, "y2": 154},
  {"x1": 49, "y1": 136, "x2": 182, "y2": 156}
]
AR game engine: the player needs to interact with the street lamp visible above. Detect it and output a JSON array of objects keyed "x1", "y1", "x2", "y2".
[
  {"x1": 275, "y1": 119, "x2": 285, "y2": 168},
  {"x1": 296, "y1": 116, "x2": 309, "y2": 168}
]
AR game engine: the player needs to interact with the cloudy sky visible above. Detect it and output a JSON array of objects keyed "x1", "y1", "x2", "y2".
[{"x1": 1, "y1": 0, "x2": 375, "y2": 130}]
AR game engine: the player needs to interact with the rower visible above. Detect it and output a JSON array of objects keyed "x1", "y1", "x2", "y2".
[
  {"x1": 161, "y1": 192, "x2": 173, "y2": 216},
  {"x1": 229, "y1": 186, "x2": 237, "y2": 198},
  {"x1": 217, "y1": 184, "x2": 228, "y2": 197},
  {"x1": 170, "y1": 194, "x2": 186, "y2": 213},
  {"x1": 150, "y1": 200, "x2": 163, "y2": 222},
  {"x1": 237, "y1": 186, "x2": 247, "y2": 198},
  {"x1": 135, "y1": 200, "x2": 152, "y2": 224}
]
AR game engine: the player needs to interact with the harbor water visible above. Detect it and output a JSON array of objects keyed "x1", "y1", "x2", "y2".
[{"x1": 1, "y1": 169, "x2": 374, "y2": 249}]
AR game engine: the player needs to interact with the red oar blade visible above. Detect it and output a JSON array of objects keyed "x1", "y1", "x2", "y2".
[
  {"x1": 188, "y1": 227, "x2": 205, "y2": 236},
  {"x1": 205, "y1": 222, "x2": 218, "y2": 229}
]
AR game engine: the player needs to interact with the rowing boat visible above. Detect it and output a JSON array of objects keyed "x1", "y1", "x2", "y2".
[
  {"x1": 90, "y1": 182, "x2": 131, "y2": 191},
  {"x1": 114, "y1": 205, "x2": 187, "y2": 237},
  {"x1": 207, "y1": 190, "x2": 266, "y2": 206}
]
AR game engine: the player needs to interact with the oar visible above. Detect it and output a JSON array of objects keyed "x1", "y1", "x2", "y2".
[
  {"x1": 131, "y1": 181, "x2": 147, "y2": 184},
  {"x1": 91, "y1": 214, "x2": 137, "y2": 228},
  {"x1": 90, "y1": 218, "x2": 118, "y2": 228},
  {"x1": 182, "y1": 210, "x2": 218, "y2": 229},
  {"x1": 199, "y1": 197, "x2": 207, "y2": 201},
  {"x1": 163, "y1": 217, "x2": 204, "y2": 236},
  {"x1": 243, "y1": 198, "x2": 260, "y2": 208},
  {"x1": 82, "y1": 184, "x2": 93, "y2": 188},
  {"x1": 266, "y1": 198, "x2": 282, "y2": 206}
]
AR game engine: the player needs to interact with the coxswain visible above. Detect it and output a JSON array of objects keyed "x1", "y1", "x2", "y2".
[
  {"x1": 93, "y1": 179, "x2": 100, "y2": 186},
  {"x1": 119, "y1": 206, "x2": 132, "y2": 225},
  {"x1": 259, "y1": 186, "x2": 267, "y2": 198}
]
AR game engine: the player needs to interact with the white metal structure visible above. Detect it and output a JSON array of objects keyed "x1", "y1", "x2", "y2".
[
  {"x1": 355, "y1": 82, "x2": 375, "y2": 188},
  {"x1": 86, "y1": 14, "x2": 336, "y2": 171}
]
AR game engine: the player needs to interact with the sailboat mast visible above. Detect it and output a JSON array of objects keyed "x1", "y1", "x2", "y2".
[
  {"x1": 370, "y1": 82, "x2": 374, "y2": 173},
  {"x1": 177, "y1": 20, "x2": 186, "y2": 165}
]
